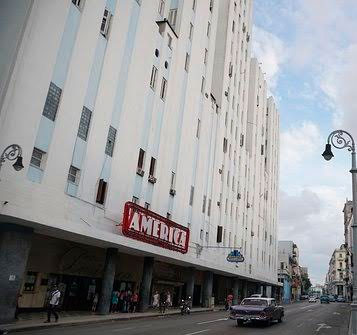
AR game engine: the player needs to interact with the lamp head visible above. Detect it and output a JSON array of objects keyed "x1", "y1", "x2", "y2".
[
  {"x1": 322, "y1": 144, "x2": 334, "y2": 161},
  {"x1": 12, "y1": 156, "x2": 24, "y2": 171}
]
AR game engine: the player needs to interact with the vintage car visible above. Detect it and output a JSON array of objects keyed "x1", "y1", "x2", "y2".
[{"x1": 230, "y1": 298, "x2": 284, "y2": 326}]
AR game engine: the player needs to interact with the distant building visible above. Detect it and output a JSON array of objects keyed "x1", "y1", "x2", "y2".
[
  {"x1": 343, "y1": 200, "x2": 353, "y2": 301},
  {"x1": 310, "y1": 284, "x2": 324, "y2": 297},
  {"x1": 278, "y1": 241, "x2": 303, "y2": 303},
  {"x1": 325, "y1": 244, "x2": 348, "y2": 299}
]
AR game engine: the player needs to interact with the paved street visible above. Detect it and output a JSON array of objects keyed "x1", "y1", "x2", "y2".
[{"x1": 17, "y1": 302, "x2": 350, "y2": 335}]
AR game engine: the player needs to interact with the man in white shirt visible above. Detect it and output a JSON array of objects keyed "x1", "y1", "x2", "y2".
[{"x1": 45, "y1": 285, "x2": 61, "y2": 323}]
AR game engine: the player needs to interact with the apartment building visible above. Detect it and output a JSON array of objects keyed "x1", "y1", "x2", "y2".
[
  {"x1": 0, "y1": 0, "x2": 279, "y2": 322},
  {"x1": 343, "y1": 200, "x2": 353, "y2": 301},
  {"x1": 325, "y1": 244, "x2": 348, "y2": 298}
]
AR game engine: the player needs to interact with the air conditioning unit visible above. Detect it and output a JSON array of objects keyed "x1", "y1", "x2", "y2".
[
  {"x1": 251, "y1": 231, "x2": 255, "y2": 237},
  {"x1": 217, "y1": 201, "x2": 221, "y2": 207},
  {"x1": 218, "y1": 168, "x2": 222, "y2": 174},
  {"x1": 136, "y1": 167, "x2": 145, "y2": 177},
  {"x1": 237, "y1": 193, "x2": 241, "y2": 199},
  {"x1": 246, "y1": 33, "x2": 250, "y2": 42},
  {"x1": 247, "y1": 203, "x2": 251, "y2": 208},
  {"x1": 148, "y1": 175, "x2": 157, "y2": 184},
  {"x1": 224, "y1": 90, "x2": 229, "y2": 97},
  {"x1": 169, "y1": 188, "x2": 176, "y2": 196}
]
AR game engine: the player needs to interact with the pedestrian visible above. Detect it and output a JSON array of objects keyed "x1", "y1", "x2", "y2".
[
  {"x1": 226, "y1": 292, "x2": 234, "y2": 310},
  {"x1": 152, "y1": 291, "x2": 159, "y2": 309},
  {"x1": 166, "y1": 291, "x2": 172, "y2": 309},
  {"x1": 111, "y1": 290, "x2": 119, "y2": 313},
  {"x1": 44, "y1": 285, "x2": 61, "y2": 323},
  {"x1": 118, "y1": 290, "x2": 125, "y2": 312},
  {"x1": 159, "y1": 291, "x2": 167, "y2": 314},
  {"x1": 92, "y1": 292, "x2": 99, "y2": 312},
  {"x1": 131, "y1": 292, "x2": 139, "y2": 313}
]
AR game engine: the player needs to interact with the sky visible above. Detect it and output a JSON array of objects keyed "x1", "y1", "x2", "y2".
[{"x1": 252, "y1": 0, "x2": 357, "y2": 285}]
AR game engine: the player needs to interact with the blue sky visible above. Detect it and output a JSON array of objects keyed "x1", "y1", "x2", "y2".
[{"x1": 252, "y1": 0, "x2": 357, "y2": 284}]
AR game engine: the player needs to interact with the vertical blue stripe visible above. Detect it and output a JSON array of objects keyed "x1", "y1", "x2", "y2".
[{"x1": 52, "y1": 5, "x2": 81, "y2": 88}]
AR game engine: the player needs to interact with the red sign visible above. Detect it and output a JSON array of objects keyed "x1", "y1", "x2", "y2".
[{"x1": 122, "y1": 202, "x2": 190, "y2": 254}]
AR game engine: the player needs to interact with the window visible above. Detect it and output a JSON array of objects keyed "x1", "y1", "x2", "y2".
[
  {"x1": 192, "y1": 0, "x2": 197, "y2": 11},
  {"x1": 144, "y1": 202, "x2": 150, "y2": 209},
  {"x1": 189, "y1": 186, "x2": 194, "y2": 205},
  {"x1": 72, "y1": 0, "x2": 84, "y2": 10},
  {"x1": 158, "y1": 0, "x2": 165, "y2": 16},
  {"x1": 105, "y1": 126, "x2": 117, "y2": 157},
  {"x1": 168, "y1": 34, "x2": 173, "y2": 49},
  {"x1": 223, "y1": 137, "x2": 228, "y2": 153},
  {"x1": 149, "y1": 157, "x2": 156, "y2": 176},
  {"x1": 185, "y1": 53, "x2": 190, "y2": 71},
  {"x1": 96, "y1": 179, "x2": 107, "y2": 204},
  {"x1": 68, "y1": 165, "x2": 80, "y2": 185},
  {"x1": 189, "y1": 23, "x2": 194, "y2": 41},
  {"x1": 217, "y1": 226, "x2": 223, "y2": 243},
  {"x1": 30, "y1": 148, "x2": 45, "y2": 169},
  {"x1": 160, "y1": 78, "x2": 167, "y2": 100},
  {"x1": 232, "y1": 20, "x2": 235, "y2": 32},
  {"x1": 167, "y1": 212, "x2": 172, "y2": 219},
  {"x1": 207, "y1": 22, "x2": 211, "y2": 37},
  {"x1": 208, "y1": 199, "x2": 212, "y2": 216},
  {"x1": 202, "y1": 195, "x2": 207, "y2": 213},
  {"x1": 196, "y1": 119, "x2": 201, "y2": 138},
  {"x1": 201, "y1": 76, "x2": 205, "y2": 94},
  {"x1": 170, "y1": 171, "x2": 176, "y2": 189},
  {"x1": 77, "y1": 106, "x2": 92, "y2": 141},
  {"x1": 42, "y1": 82, "x2": 62, "y2": 121},
  {"x1": 137, "y1": 148, "x2": 145, "y2": 171},
  {"x1": 150, "y1": 66, "x2": 158, "y2": 90},
  {"x1": 240, "y1": 134, "x2": 244, "y2": 147},
  {"x1": 204, "y1": 49, "x2": 208, "y2": 64},
  {"x1": 23, "y1": 271, "x2": 37, "y2": 292},
  {"x1": 100, "y1": 8, "x2": 112, "y2": 38},
  {"x1": 261, "y1": 145, "x2": 264, "y2": 155},
  {"x1": 200, "y1": 229, "x2": 204, "y2": 239},
  {"x1": 132, "y1": 196, "x2": 139, "y2": 204},
  {"x1": 168, "y1": 8, "x2": 177, "y2": 28},
  {"x1": 205, "y1": 232, "x2": 209, "y2": 241}
]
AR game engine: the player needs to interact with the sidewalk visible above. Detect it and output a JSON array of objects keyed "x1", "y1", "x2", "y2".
[{"x1": 1, "y1": 307, "x2": 225, "y2": 333}]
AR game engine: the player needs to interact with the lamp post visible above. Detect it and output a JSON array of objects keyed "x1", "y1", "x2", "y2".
[
  {"x1": 322, "y1": 130, "x2": 357, "y2": 334},
  {"x1": 0, "y1": 144, "x2": 24, "y2": 173}
]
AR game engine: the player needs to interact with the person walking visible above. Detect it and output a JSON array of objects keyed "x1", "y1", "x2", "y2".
[
  {"x1": 131, "y1": 292, "x2": 139, "y2": 313},
  {"x1": 45, "y1": 285, "x2": 61, "y2": 323},
  {"x1": 159, "y1": 291, "x2": 167, "y2": 314},
  {"x1": 226, "y1": 292, "x2": 234, "y2": 310},
  {"x1": 111, "y1": 290, "x2": 119, "y2": 313},
  {"x1": 166, "y1": 291, "x2": 172, "y2": 309},
  {"x1": 92, "y1": 293, "x2": 99, "y2": 312},
  {"x1": 152, "y1": 291, "x2": 159, "y2": 309}
]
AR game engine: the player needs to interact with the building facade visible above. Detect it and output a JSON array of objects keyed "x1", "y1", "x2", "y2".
[
  {"x1": 0, "y1": 0, "x2": 279, "y2": 322},
  {"x1": 343, "y1": 200, "x2": 353, "y2": 301},
  {"x1": 325, "y1": 244, "x2": 348, "y2": 299}
]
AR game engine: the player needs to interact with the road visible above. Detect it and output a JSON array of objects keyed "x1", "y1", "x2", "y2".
[{"x1": 19, "y1": 302, "x2": 350, "y2": 335}]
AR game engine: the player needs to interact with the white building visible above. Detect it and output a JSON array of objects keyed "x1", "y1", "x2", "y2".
[
  {"x1": 325, "y1": 244, "x2": 348, "y2": 298},
  {"x1": 0, "y1": 0, "x2": 279, "y2": 322}
]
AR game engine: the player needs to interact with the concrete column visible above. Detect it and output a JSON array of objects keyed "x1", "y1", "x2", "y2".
[
  {"x1": 242, "y1": 280, "x2": 248, "y2": 298},
  {"x1": 138, "y1": 257, "x2": 154, "y2": 312},
  {"x1": 232, "y1": 278, "x2": 239, "y2": 305},
  {"x1": 202, "y1": 271, "x2": 213, "y2": 307},
  {"x1": 97, "y1": 248, "x2": 117, "y2": 315},
  {"x1": 0, "y1": 224, "x2": 33, "y2": 324},
  {"x1": 186, "y1": 267, "x2": 195, "y2": 306}
]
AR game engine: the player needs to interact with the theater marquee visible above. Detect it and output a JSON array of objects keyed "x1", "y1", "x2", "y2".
[{"x1": 122, "y1": 202, "x2": 190, "y2": 254}]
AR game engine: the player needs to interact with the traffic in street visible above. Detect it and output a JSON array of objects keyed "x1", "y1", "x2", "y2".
[{"x1": 18, "y1": 301, "x2": 349, "y2": 335}]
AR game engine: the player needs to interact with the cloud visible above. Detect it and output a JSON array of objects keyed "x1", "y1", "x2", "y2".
[
  {"x1": 252, "y1": 25, "x2": 287, "y2": 90},
  {"x1": 279, "y1": 186, "x2": 346, "y2": 284},
  {"x1": 280, "y1": 121, "x2": 322, "y2": 170}
]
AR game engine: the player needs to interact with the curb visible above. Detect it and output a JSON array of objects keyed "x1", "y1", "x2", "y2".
[{"x1": 2, "y1": 308, "x2": 221, "y2": 333}]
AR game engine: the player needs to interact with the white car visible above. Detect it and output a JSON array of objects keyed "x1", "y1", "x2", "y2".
[{"x1": 308, "y1": 297, "x2": 317, "y2": 303}]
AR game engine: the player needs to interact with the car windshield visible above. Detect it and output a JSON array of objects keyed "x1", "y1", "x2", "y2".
[{"x1": 241, "y1": 299, "x2": 268, "y2": 306}]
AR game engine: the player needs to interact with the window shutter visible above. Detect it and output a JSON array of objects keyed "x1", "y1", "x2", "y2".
[
  {"x1": 217, "y1": 226, "x2": 223, "y2": 243},
  {"x1": 96, "y1": 179, "x2": 107, "y2": 204}
]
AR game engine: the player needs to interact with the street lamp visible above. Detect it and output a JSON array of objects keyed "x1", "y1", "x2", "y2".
[
  {"x1": 322, "y1": 130, "x2": 357, "y2": 334},
  {"x1": 0, "y1": 144, "x2": 24, "y2": 173}
]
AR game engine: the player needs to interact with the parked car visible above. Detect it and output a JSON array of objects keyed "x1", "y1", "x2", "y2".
[
  {"x1": 320, "y1": 295, "x2": 330, "y2": 304},
  {"x1": 328, "y1": 295, "x2": 336, "y2": 302},
  {"x1": 250, "y1": 294, "x2": 263, "y2": 298},
  {"x1": 308, "y1": 297, "x2": 317, "y2": 303},
  {"x1": 230, "y1": 298, "x2": 284, "y2": 326},
  {"x1": 300, "y1": 295, "x2": 309, "y2": 300},
  {"x1": 336, "y1": 296, "x2": 346, "y2": 303}
]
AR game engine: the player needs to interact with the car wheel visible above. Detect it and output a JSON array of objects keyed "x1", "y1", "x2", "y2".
[{"x1": 237, "y1": 320, "x2": 244, "y2": 327}]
